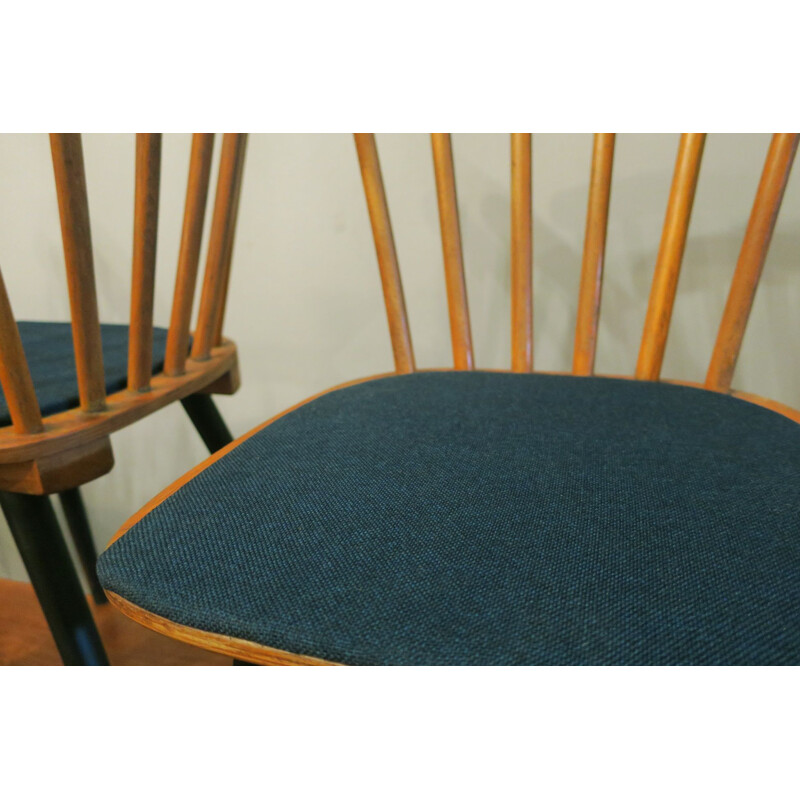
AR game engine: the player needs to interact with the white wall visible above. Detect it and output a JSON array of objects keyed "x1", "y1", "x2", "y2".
[{"x1": 0, "y1": 133, "x2": 798, "y2": 583}]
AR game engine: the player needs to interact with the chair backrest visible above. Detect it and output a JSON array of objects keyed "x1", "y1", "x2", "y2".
[
  {"x1": 0, "y1": 133, "x2": 247, "y2": 436},
  {"x1": 353, "y1": 132, "x2": 799, "y2": 407}
]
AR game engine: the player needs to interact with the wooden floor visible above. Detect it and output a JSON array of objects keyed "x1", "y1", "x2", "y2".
[{"x1": 0, "y1": 579, "x2": 230, "y2": 666}]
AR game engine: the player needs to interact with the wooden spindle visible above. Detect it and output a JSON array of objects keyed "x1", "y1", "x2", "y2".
[
  {"x1": 192, "y1": 133, "x2": 248, "y2": 361},
  {"x1": 164, "y1": 133, "x2": 215, "y2": 376},
  {"x1": 211, "y1": 133, "x2": 247, "y2": 347},
  {"x1": 635, "y1": 133, "x2": 706, "y2": 381},
  {"x1": 573, "y1": 133, "x2": 615, "y2": 376},
  {"x1": 705, "y1": 133, "x2": 799, "y2": 392},
  {"x1": 128, "y1": 133, "x2": 162, "y2": 392},
  {"x1": 353, "y1": 133, "x2": 415, "y2": 374},
  {"x1": 511, "y1": 133, "x2": 533, "y2": 372},
  {"x1": 0, "y1": 268, "x2": 43, "y2": 433},
  {"x1": 50, "y1": 133, "x2": 107, "y2": 412},
  {"x1": 431, "y1": 133, "x2": 474, "y2": 370}
]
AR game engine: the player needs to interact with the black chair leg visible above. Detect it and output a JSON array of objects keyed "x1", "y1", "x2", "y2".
[
  {"x1": 181, "y1": 394, "x2": 234, "y2": 454},
  {"x1": 58, "y1": 487, "x2": 107, "y2": 606},
  {"x1": 0, "y1": 491, "x2": 109, "y2": 666}
]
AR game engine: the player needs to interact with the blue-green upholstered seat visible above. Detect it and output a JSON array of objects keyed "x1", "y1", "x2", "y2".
[
  {"x1": 0, "y1": 322, "x2": 169, "y2": 428},
  {"x1": 97, "y1": 371, "x2": 800, "y2": 665}
]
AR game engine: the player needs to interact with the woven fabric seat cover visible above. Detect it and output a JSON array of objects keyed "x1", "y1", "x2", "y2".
[
  {"x1": 98, "y1": 372, "x2": 800, "y2": 665},
  {"x1": 0, "y1": 322, "x2": 169, "y2": 427}
]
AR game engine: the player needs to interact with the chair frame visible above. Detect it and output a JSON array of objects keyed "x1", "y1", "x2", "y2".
[
  {"x1": 101, "y1": 132, "x2": 799, "y2": 666},
  {"x1": 0, "y1": 132, "x2": 247, "y2": 664}
]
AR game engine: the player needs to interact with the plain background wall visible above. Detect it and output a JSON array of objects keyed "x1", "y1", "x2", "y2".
[{"x1": 0, "y1": 133, "x2": 797, "y2": 583}]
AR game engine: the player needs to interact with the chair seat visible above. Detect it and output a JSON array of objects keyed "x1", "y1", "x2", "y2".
[
  {"x1": 0, "y1": 322, "x2": 169, "y2": 427},
  {"x1": 97, "y1": 372, "x2": 800, "y2": 665}
]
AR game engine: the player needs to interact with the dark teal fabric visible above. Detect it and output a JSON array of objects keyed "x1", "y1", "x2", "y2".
[
  {"x1": 98, "y1": 372, "x2": 800, "y2": 665},
  {"x1": 0, "y1": 322, "x2": 169, "y2": 427}
]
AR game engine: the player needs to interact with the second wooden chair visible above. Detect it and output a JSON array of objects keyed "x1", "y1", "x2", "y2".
[{"x1": 0, "y1": 132, "x2": 247, "y2": 665}]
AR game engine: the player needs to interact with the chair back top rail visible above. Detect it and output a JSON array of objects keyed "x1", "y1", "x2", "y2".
[{"x1": 431, "y1": 133, "x2": 474, "y2": 370}]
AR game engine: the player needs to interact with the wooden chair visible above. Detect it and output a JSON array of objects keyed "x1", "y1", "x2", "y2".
[
  {"x1": 0, "y1": 133, "x2": 247, "y2": 665},
  {"x1": 97, "y1": 133, "x2": 799, "y2": 666}
]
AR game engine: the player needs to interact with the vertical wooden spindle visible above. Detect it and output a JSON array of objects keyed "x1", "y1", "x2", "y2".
[
  {"x1": 211, "y1": 134, "x2": 247, "y2": 347},
  {"x1": 511, "y1": 133, "x2": 533, "y2": 372},
  {"x1": 164, "y1": 133, "x2": 215, "y2": 376},
  {"x1": 0, "y1": 268, "x2": 43, "y2": 433},
  {"x1": 431, "y1": 133, "x2": 474, "y2": 370},
  {"x1": 192, "y1": 133, "x2": 248, "y2": 361},
  {"x1": 573, "y1": 133, "x2": 615, "y2": 376},
  {"x1": 353, "y1": 133, "x2": 415, "y2": 374},
  {"x1": 635, "y1": 133, "x2": 706, "y2": 381},
  {"x1": 128, "y1": 133, "x2": 162, "y2": 392},
  {"x1": 705, "y1": 132, "x2": 799, "y2": 392},
  {"x1": 50, "y1": 133, "x2": 107, "y2": 412}
]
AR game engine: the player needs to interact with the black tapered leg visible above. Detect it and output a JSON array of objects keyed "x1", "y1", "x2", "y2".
[
  {"x1": 58, "y1": 487, "x2": 107, "y2": 605},
  {"x1": 0, "y1": 491, "x2": 109, "y2": 666},
  {"x1": 181, "y1": 394, "x2": 234, "y2": 454}
]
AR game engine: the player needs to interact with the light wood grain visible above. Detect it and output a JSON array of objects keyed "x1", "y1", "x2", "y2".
[
  {"x1": 165, "y1": 133, "x2": 215, "y2": 376},
  {"x1": 50, "y1": 133, "x2": 107, "y2": 412},
  {"x1": 705, "y1": 133, "x2": 799, "y2": 392},
  {"x1": 212, "y1": 134, "x2": 247, "y2": 347},
  {"x1": 0, "y1": 437, "x2": 115, "y2": 494},
  {"x1": 0, "y1": 342, "x2": 237, "y2": 467},
  {"x1": 635, "y1": 133, "x2": 706, "y2": 380},
  {"x1": 128, "y1": 133, "x2": 162, "y2": 392},
  {"x1": 431, "y1": 133, "x2": 473, "y2": 370},
  {"x1": 353, "y1": 133, "x2": 415, "y2": 374},
  {"x1": 573, "y1": 133, "x2": 615, "y2": 376},
  {"x1": 0, "y1": 268, "x2": 43, "y2": 433},
  {"x1": 510, "y1": 133, "x2": 533, "y2": 372},
  {"x1": 106, "y1": 591, "x2": 338, "y2": 666},
  {"x1": 192, "y1": 133, "x2": 248, "y2": 361}
]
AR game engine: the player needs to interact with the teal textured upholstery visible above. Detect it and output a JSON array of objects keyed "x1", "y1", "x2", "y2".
[
  {"x1": 0, "y1": 322, "x2": 169, "y2": 427},
  {"x1": 98, "y1": 372, "x2": 800, "y2": 665}
]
